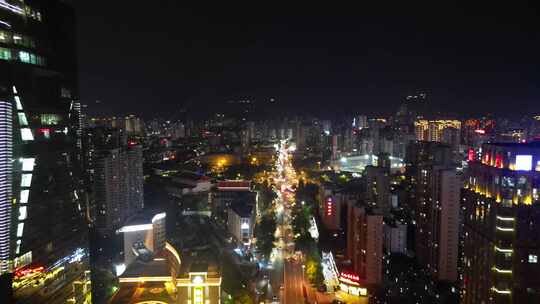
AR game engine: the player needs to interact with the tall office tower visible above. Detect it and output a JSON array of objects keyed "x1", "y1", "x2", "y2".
[
  {"x1": 124, "y1": 114, "x2": 142, "y2": 135},
  {"x1": 353, "y1": 115, "x2": 368, "y2": 130},
  {"x1": 322, "y1": 120, "x2": 332, "y2": 135},
  {"x1": 368, "y1": 119, "x2": 385, "y2": 155},
  {"x1": 88, "y1": 142, "x2": 143, "y2": 303},
  {"x1": 246, "y1": 120, "x2": 256, "y2": 141},
  {"x1": 295, "y1": 121, "x2": 306, "y2": 151},
  {"x1": 404, "y1": 89, "x2": 428, "y2": 117},
  {"x1": 395, "y1": 91, "x2": 427, "y2": 133},
  {"x1": 0, "y1": 1, "x2": 88, "y2": 301},
  {"x1": 462, "y1": 143, "x2": 540, "y2": 303},
  {"x1": 346, "y1": 204, "x2": 383, "y2": 286},
  {"x1": 343, "y1": 126, "x2": 353, "y2": 153},
  {"x1": 406, "y1": 142, "x2": 460, "y2": 282},
  {"x1": 82, "y1": 127, "x2": 124, "y2": 182},
  {"x1": 331, "y1": 134, "x2": 339, "y2": 159}
]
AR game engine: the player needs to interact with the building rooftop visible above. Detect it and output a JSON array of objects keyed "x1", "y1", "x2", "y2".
[
  {"x1": 120, "y1": 256, "x2": 170, "y2": 279},
  {"x1": 173, "y1": 171, "x2": 210, "y2": 182},
  {"x1": 178, "y1": 250, "x2": 220, "y2": 278},
  {"x1": 229, "y1": 203, "x2": 253, "y2": 217},
  {"x1": 124, "y1": 209, "x2": 165, "y2": 226},
  {"x1": 217, "y1": 180, "x2": 251, "y2": 190}
]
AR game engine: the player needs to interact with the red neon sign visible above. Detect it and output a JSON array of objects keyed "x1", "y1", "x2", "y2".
[
  {"x1": 326, "y1": 197, "x2": 333, "y2": 216},
  {"x1": 468, "y1": 149, "x2": 475, "y2": 162},
  {"x1": 495, "y1": 154, "x2": 503, "y2": 168},
  {"x1": 340, "y1": 272, "x2": 360, "y2": 282},
  {"x1": 15, "y1": 266, "x2": 44, "y2": 278}
]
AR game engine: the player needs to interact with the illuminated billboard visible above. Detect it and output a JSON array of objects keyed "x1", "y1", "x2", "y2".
[
  {"x1": 339, "y1": 272, "x2": 367, "y2": 297},
  {"x1": 515, "y1": 155, "x2": 533, "y2": 171}
]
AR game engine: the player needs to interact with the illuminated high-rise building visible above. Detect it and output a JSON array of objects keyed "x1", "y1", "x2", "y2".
[
  {"x1": 414, "y1": 119, "x2": 461, "y2": 143},
  {"x1": 124, "y1": 114, "x2": 143, "y2": 135},
  {"x1": 406, "y1": 142, "x2": 460, "y2": 282},
  {"x1": 0, "y1": 1, "x2": 87, "y2": 302},
  {"x1": 462, "y1": 143, "x2": 540, "y2": 303},
  {"x1": 346, "y1": 204, "x2": 383, "y2": 286},
  {"x1": 93, "y1": 145, "x2": 144, "y2": 230}
]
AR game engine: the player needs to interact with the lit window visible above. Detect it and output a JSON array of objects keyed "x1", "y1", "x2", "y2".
[
  {"x1": 40, "y1": 114, "x2": 62, "y2": 125},
  {"x1": 61, "y1": 88, "x2": 71, "y2": 98},
  {"x1": 18, "y1": 113, "x2": 28, "y2": 126},
  {"x1": 17, "y1": 223, "x2": 24, "y2": 237},
  {"x1": 0, "y1": 30, "x2": 10, "y2": 43},
  {"x1": 21, "y1": 158, "x2": 35, "y2": 171},
  {"x1": 0, "y1": 47, "x2": 11, "y2": 60},
  {"x1": 15, "y1": 96, "x2": 23, "y2": 110},
  {"x1": 529, "y1": 254, "x2": 538, "y2": 263},
  {"x1": 21, "y1": 128, "x2": 33, "y2": 140},
  {"x1": 21, "y1": 174, "x2": 32, "y2": 187},
  {"x1": 20, "y1": 190, "x2": 29, "y2": 203},
  {"x1": 515, "y1": 155, "x2": 533, "y2": 171},
  {"x1": 18, "y1": 51, "x2": 30, "y2": 63},
  {"x1": 18, "y1": 206, "x2": 27, "y2": 220}
]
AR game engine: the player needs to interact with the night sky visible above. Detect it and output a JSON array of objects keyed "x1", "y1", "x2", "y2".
[{"x1": 75, "y1": 2, "x2": 539, "y2": 118}]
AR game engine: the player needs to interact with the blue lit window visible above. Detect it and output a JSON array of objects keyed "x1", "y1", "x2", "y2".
[
  {"x1": 18, "y1": 51, "x2": 30, "y2": 63},
  {"x1": 0, "y1": 47, "x2": 11, "y2": 60}
]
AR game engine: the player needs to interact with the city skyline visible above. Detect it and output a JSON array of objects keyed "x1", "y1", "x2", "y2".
[{"x1": 3, "y1": 1, "x2": 540, "y2": 304}]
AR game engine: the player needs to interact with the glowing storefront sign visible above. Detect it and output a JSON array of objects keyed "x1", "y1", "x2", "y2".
[
  {"x1": 338, "y1": 271, "x2": 368, "y2": 296},
  {"x1": 339, "y1": 283, "x2": 367, "y2": 296}
]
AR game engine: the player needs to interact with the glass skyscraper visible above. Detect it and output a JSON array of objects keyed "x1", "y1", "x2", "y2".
[{"x1": 0, "y1": 1, "x2": 87, "y2": 302}]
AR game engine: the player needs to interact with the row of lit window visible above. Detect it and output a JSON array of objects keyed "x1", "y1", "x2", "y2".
[
  {"x1": 0, "y1": 47, "x2": 45, "y2": 65},
  {"x1": 0, "y1": 30, "x2": 36, "y2": 48},
  {"x1": 24, "y1": 5, "x2": 42, "y2": 21}
]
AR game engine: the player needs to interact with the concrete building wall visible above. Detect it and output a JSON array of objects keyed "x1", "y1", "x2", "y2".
[
  {"x1": 366, "y1": 215, "x2": 383, "y2": 285},
  {"x1": 438, "y1": 170, "x2": 460, "y2": 281},
  {"x1": 384, "y1": 223, "x2": 407, "y2": 254}
]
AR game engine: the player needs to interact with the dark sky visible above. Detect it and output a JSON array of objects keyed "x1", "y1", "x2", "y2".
[{"x1": 74, "y1": 2, "x2": 539, "y2": 119}]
